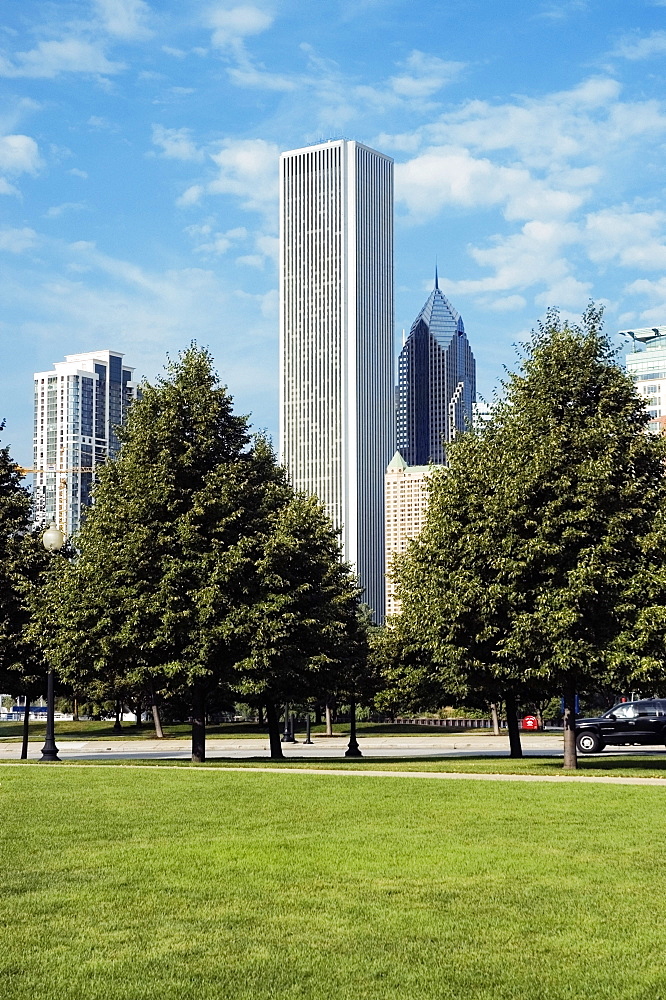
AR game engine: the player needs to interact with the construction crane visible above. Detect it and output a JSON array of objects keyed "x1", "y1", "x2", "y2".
[{"x1": 17, "y1": 464, "x2": 94, "y2": 534}]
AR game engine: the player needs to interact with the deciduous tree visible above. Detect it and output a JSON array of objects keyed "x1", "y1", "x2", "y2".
[{"x1": 393, "y1": 306, "x2": 666, "y2": 767}]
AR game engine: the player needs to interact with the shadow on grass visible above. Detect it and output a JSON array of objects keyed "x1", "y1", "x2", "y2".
[
  {"x1": 46, "y1": 752, "x2": 666, "y2": 779},
  {"x1": 0, "y1": 720, "x2": 498, "y2": 742}
]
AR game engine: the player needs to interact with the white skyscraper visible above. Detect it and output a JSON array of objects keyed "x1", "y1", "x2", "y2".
[
  {"x1": 279, "y1": 139, "x2": 394, "y2": 619},
  {"x1": 33, "y1": 350, "x2": 138, "y2": 535}
]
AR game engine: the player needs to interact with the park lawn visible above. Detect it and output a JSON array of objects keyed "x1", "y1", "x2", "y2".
[
  {"x1": 1, "y1": 767, "x2": 666, "y2": 1000},
  {"x1": 40, "y1": 752, "x2": 666, "y2": 779},
  {"x1": 0, "y1": 719, "x2": 495, "y2": 741}
]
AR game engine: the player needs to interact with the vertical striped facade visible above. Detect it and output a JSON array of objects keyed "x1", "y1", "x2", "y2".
[{"x1": 279, "y1": 139, "x2": 394, "y2": 620}]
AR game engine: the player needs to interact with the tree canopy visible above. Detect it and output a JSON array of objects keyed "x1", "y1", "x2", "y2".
[
  {"x1": 35, "y1": 345, "x2": 370, "y2": 760},
  {"x1": 391, "y1": 305, "x2": 666, "y2": 766}
]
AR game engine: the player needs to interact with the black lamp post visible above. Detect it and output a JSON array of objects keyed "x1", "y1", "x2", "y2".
[
  {"x1": 40, "y1": 522, "x2": 65, "y2": 763},
  {"x1": 345, "y1": 695, "x2": 362, "y2": 758}
]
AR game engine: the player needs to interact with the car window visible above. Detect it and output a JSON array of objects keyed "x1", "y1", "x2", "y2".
[
  {"x1": 612, "y1": 704, "x2": 638, "y2": 719},
  {"x1": 636, "y1": 702, "x2": 657, "y2": 716}
]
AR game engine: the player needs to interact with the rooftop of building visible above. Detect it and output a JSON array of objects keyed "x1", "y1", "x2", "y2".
[
  {"x1": 405, "y1": 269, "x2": 465, "y2": 350},
  {"x1": 620, "y1": 326, "x2": 666, "y2": 347},
  {"x1": 386, "y1": 450, "x2": 437, "y2": 475}
]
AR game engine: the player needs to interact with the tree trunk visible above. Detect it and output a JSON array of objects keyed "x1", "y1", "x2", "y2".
[
  {"x1": 504, "y1": 691, "x2": 523, "y2": 758},
  {"x1": 325, "y1": 702, "x2": 333, "y2": 736},
  {"x1": 257, "y1": 705, "x2": 264, "y2": 726},
  {"x1": 113, "y1": 700, "x2": 122, "y2": 733},
  {"x1": 72, "y1": 695, "x2": 79, "y2": 722},
  {"x1": 20, "y1": 697, "x2": 30, "y2": 760},
  {"x1": 191, "y1": 684, "x2": 206, "y2": 763},
  {"x1": 490, "y1": 702, "x2": 501, "y2": 737},
  {"x1": 563, "y1": 676, "x2": 577, "y2": 769},
  {"x1": 314, "y1": 704, "x2": 322, "y2": 726},
  {"x1": 265, "y1": 702, "x2": 284, "y2": 759},
  {"x1": 150, "y1": 686, "x2": 164, "y2": 738},
  {"x1": 135, "y1": 699, "x2": 142, "y2": 728}
]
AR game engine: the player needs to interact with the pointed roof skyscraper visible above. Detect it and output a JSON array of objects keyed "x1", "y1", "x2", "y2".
[{"x1": 396, "y1": 278, "x2": 476, "y2": 465}]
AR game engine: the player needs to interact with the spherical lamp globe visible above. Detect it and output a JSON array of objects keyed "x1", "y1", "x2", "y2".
[{"x1": 42, "y1": 523, "x2": 65, "y2": 553}]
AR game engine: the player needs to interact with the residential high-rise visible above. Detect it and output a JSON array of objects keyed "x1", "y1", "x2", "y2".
[
  {"x1": 622, "y1": 325, "x2": 666, "y2": 434},
  {"x1": 279, "y1": 139, "x2": 394, "y2": 619},
  {"x1": 33, "y1": 350, "x2": 138, "y2": 535},
  {"x1": 384, "y1": 451, "x2": 434, "y2": 618},
  {"x1": 396, "y1": 275, "x2": 476, "y2": 465}
]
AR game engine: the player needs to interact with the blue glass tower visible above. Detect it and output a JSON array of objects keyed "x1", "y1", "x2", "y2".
[{"x1": 396, "y1": 273, "x2": 476, "y2": 465}]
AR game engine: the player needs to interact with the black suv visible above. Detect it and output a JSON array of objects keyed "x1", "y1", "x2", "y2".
[{"x1": 576, "y1": 700, "x2": 666, "y2": 754}]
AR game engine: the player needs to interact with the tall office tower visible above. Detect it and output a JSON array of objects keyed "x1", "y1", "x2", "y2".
[
  {"x1": 622, "y1": 325, "x2": 666, "y2": 434},
  {"x1": 384, "y1": 451, "x2": 434, "y2": 618},
  {"x1": 33, "y1": 350, "x2": 138, "y2": 535},
  {"x1": 279, "y1": 139, "x2": 394, "y2": 620},
  {"x1": 396, "y1": 274, "x2": 476, "y2": 465}
]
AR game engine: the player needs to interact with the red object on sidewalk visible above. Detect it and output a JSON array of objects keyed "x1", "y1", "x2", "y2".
[{"x1": 522, "y1": 715, "x2": 539, "y2": 730}]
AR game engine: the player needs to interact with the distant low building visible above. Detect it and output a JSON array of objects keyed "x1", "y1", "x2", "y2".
[
  {"x1": 384, "y1": 451, "x2": 438, "y2": 618},
  {"x1": 622, "y1": 325, "x2": 666, "y2": 434}
]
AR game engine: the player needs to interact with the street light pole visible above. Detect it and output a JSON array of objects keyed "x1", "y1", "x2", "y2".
[
  {"x1": 40, "y1": 667, "x2": 60, "y2": 763},
  {"x1": 345, "y1": 695, "x2": 362, "y2": 758},
  {"x1": 39, "y1": 523, "x2": 66, "y2": 764}
]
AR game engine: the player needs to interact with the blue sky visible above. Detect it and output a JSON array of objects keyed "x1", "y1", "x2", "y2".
[{"x1": 2, "y1": 0, "x2": 666, "y2": 466}]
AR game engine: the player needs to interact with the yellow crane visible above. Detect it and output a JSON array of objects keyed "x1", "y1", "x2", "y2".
[{"x1": 18, "y1": 464, "x2": 94, "y2": 533}]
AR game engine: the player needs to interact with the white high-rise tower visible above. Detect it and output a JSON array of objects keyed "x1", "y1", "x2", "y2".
[
  {"x1": 279, "y1": 139, "x2": 394, "y2": 619},
  {"x1": 33, "y1": 350, "x2": 138, "y2": 535}
]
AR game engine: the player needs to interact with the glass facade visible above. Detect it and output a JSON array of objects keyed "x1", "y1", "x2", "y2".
[
  {"x1": 624, "y1": 328, "x2": 666, "y2": 435},
  {"x1": 396, "y1": 279, "x2": 476, "y2": 466}
]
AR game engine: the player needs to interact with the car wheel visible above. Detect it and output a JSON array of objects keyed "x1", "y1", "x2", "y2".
[{"x1": 576, "y1": 731, "x2": 603, "y2": 754}]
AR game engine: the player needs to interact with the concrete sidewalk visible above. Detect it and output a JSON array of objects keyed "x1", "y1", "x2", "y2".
[{"x1": 0, "y1": 731, "x2": 573, "y2": 761}]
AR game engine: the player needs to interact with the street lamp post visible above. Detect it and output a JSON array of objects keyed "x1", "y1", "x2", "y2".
[
  {"x1": 345, "y1": 695, "x2": 362, "y2": 758},
  {"x1": 40, "y1": 523, "x2": 66, "y2": 763}
]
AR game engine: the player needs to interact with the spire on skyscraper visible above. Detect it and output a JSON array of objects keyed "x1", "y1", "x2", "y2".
[{"x1": 396, "y1": 278, "x2": 476, "y2": 466}]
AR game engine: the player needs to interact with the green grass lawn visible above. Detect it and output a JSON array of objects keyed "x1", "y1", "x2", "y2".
[
  {"x1": 0, "y1": 719, "x2": 496, "y2": 741},
  {"x1": 1, "y1": 766, "x2": 666, "y2": 999},
  {"x1": 47, "y1": 751, "x2": 666, "y2": 779}
]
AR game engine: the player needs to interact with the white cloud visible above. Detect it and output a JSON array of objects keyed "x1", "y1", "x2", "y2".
[
  {"x1": 611, "y1": 31, "x2": 666, "y2": 61},
  {"x1": 207, "y1": 5, "x2": 273, "y2": 49},
  {"x1": 0, "y1": 178, "x2": 19, "y2": 196},
  {"x1": 390, "y1": 50, "x2": 465, "y2": 99},
  {"x1": 189, "y1": 225, "x2": 248, "y2": 256},
  {"x1": 583, "y1": 207, "x2": 666, "y2": 270},
  {"x1": 177, "y1": 183, "x2": 205, "y2": 207},
  {"x1": 206, "y1": 138, "x2": 279, "y2": 213},
  {"x1": 151, "y1": 125, "x2": 204, "y2": 162},
  {"x1": 255, "y1": 234, "x2": 278, "y2": 263},
  {"x1": 236, "y1": 254, "x2": 264, "y2": 268},
  {"x1": 485, "y1": 295, "x2": 527, "y2": 312},
  {"x1": 0, "y1": 227, "x2": 38, "y2": 252},
  {"x1": 0, "y1": 39, "x2": 124, "y2": 79},
  {"x1": 0, "y1": 134, "x2": 41, "y2": 175},
  {"x1": 382, "y1": 77, "x2": 666, "y2": 173},
  {"x1": 534, "y1": 275, "x2": 592, "y2": 310},
  {"x1": 537, "y1": 0, "x2": 589, "y2": 20},
  {"x1": 395, "y1": 146, "x2": 586, "y2": 223},
  {"x1": 227, "y1": 64, "x2": 296, "y2": 91},
  {"x1": 68, "y1": 168, "x2": 88, "y2": 179},
  {"x1": 93, "y1": 0, "x2": 152, "y2": 40},
  {"x1": 45, "y1": 202, "x2": 86, "y2": 219}
]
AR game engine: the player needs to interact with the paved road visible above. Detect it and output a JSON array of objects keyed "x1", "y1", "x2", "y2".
[{"x1": 3, "y1": 732, "x2": 665, "y2": 761}]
